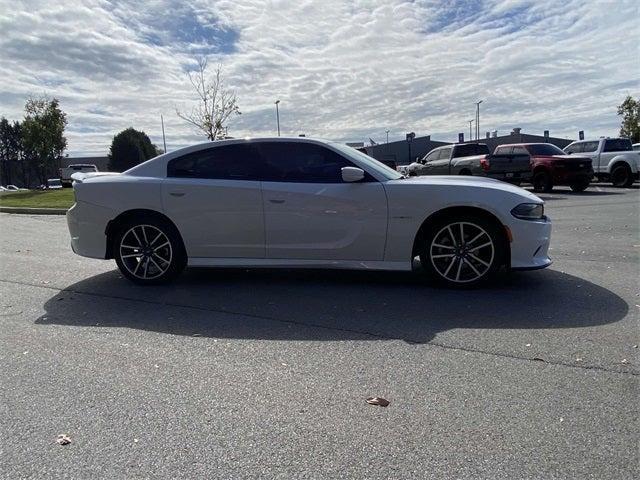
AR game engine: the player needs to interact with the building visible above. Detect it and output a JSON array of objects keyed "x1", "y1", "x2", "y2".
[
  {"x1": 462, "y1": 128, "x2": 573, "y2": 152},
  {"x1": 364, "y1": 135, "x2": 450, "y2": 166}
]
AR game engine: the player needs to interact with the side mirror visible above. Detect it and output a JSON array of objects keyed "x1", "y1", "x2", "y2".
[{"x1": 341, "y1": 166, "x2": 365, "y2": 182}]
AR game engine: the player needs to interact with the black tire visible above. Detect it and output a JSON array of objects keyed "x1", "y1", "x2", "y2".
[
  {"x1": 532, "y1": 170, "x2": 553, "y2": 192},
  {"x1": 418, "y1": 214, "x2": 506, "y2": 288},
  {"x1": 569, "y1": 178, "x2": 590, "y2": 192},
  {"x1": 114, "y1": 215, "x2": 186, "y2": 285},
  {"x1": 611, "y1": 164, "x2": 633, "y2": 188}
]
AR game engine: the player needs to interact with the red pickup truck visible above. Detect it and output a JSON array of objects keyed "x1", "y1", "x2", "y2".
[{"x1": 494, "y1": 143, "x2": 593, "y2": 192}]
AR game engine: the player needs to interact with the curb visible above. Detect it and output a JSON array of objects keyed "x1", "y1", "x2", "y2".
[{"x1": 0, "y1": 206, "x2": 68, "y2": 215}]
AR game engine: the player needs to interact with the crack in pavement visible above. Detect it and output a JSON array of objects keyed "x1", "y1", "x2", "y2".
[{"x1": 1, "y1": 277, "x2": 637, "y2": 377}]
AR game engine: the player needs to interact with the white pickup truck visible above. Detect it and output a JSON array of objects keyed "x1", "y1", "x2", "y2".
[
  {"x1": 60, "y1": 164, "x2": 98, "y2": 187},
  {"x1": 564, "y1": 138, "x2": 639, "y2": 187}
]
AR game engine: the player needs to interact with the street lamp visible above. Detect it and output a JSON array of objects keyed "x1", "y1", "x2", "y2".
[
  {"x1": 475, "y1": 100, "x2": 483, "y2": 141},
  {"x1": 385, "y1": 130, "x2": 390, "y2": 144},
  {"x1": 275, "y1": 100, "x2": 281, "y2": 137},
  {"x1": 468, "y1": 119, "x2": 474, "y2": 142}
]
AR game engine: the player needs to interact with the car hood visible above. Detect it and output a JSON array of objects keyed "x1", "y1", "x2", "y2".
[{"x1": 392, "y1": 175, "x2": 543, "y2": 202}]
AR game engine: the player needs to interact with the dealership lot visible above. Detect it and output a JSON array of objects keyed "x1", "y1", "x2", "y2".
[{"x1": 0, "y1": 185, "x2": 638, "y2": 478}]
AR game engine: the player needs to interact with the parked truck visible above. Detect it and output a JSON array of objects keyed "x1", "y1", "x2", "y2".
[
  {"x1": 563, "y1": 137, "x2": 639, "y2": 187},
  {"x1": 406, "y1": 143, "x2": 531, "y2": 183},
  {"x1": 60, "y1": 164, "x2": 98, "y2": 187},
  {"x1": 494, "y1": 143, "x2": 593, "y2": 192}
]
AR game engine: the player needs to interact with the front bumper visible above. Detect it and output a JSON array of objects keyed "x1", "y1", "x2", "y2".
[
  {"x1": 67, "y1": 201, "x2": 115, "y2": 259},
  {"x1": 508, "y1": 216, "x2": 552, "y2": 270}
]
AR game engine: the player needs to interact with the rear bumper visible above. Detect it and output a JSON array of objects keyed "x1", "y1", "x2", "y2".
[
  {"x1": 508, "y1": 216, "x2": 552, "y2": 270},
  {"x1": 67, "y1": 201, "x2": 115, "y2": 259},
  {"x1": 487, "y1": 171, "x2": 532, "y2": 182}
]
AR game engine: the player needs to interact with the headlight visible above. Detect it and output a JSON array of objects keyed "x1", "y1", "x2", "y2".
[{"x1": 511, "y1": 203, "x2": 544, "y2": 220}]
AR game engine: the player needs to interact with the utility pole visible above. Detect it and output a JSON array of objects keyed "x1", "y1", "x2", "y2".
[
  {"x1": 161, "y1": 114, "x2": 167, "y2": 152},
  {"x1": 275, "y1": 100, "x2": 281, "y2": 136},
  {"x1": 475, "y1": 100, "x2": 483, "y2": 141},
  {"x1": 468, "y1": 119, "x2": 474, "y2": 142},
  {"x1": 386, "y1": 130, "x2": 390, "y2": 144}
]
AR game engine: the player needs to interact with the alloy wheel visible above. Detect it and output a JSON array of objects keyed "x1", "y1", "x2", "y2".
[
  {"x1": 119, "y1": 225, "x2": 173, "y2": 280},
  {"x1": 429, "y1": 222, "x2": 495, "y2": 284}
]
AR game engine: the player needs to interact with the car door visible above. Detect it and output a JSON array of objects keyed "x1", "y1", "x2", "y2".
[
  {"x1": 579, "y1": 141, "x2": 601, "y2": 171},
  {"x1": 258, "y1": 141, "x2": 388, "y2": 261},
  {"x1": 162, "y1": 143, "x2": 265, "y2": 259},
  {"x1": 429, "y1": 147, "x2": 453, "y2": 175}
]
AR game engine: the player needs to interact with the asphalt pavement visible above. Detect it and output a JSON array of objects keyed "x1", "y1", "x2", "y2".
[{"x1": 0, "y1": 184, "x2": 638, "y2": 479}]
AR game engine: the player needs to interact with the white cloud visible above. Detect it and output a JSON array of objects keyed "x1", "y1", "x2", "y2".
[{"x1": 0, "y1": 0, "x2": 638, "y2": 155}]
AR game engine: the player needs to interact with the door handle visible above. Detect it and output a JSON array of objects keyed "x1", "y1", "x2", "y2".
[
  {"x1": 169, "y1": 192, "x2": 185, "y2": 197},
  {"x1": 269, "y1": 199, "x2": 285, "y2": 204}
]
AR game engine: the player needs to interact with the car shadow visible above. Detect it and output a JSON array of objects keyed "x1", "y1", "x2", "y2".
[{"x1": 36, "y1": 267, "x2": 627, "y2": 344}]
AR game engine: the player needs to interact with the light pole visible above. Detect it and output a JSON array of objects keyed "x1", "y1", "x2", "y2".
[
  {"x1": 475, "y1": 100, "x2": 483, "y2": 141},
  {"x1": 161, "y1": 114, "x2": 167, "y2": 152},
  {"x1": 385, "y1": 130, "x2": 390, "y2": 144},
  {"x1": 468, "y1": 119, "x2": 474, "y2": 142},
  {"x1": 275, "y1": 100, "x2": 280, "y2": 136}
]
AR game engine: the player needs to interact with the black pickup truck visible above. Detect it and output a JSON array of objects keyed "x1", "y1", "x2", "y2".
[{"x1": 406, "y1": 143, "x2": 532, "y2": 183}]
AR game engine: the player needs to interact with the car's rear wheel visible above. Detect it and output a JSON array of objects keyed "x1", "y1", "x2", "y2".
[
  {"x1": 419, "y1": 215, "x2": 504, "y2": 287},
  {"x1": 114, "y1": 216, "x2": 186, "y2": 285},
  {"x1": 532, "y1": 171, "x2": 552, "y2": 192},
  {"x1": 611, "y1": 164, "x2": 633, "y2": 188},
  {"x1": 569, "y1": 178, "x2": 590, "y2": 192}
]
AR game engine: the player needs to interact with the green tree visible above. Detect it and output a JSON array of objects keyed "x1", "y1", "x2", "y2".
[
  {"x1": 0, "y1": 118, "x2": 24, "y2": 186},
  {"x1": 21, "y1": 96, "x2": 68, "y2": 187},
  {"x1": 617, "y1": 95, "x2": 640, "y2": 143},
  {"x1": 108, "y1": 127, "x2": 160, "y2": 172}
]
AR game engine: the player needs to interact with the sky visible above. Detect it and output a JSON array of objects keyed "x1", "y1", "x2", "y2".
[{"x1": 0, "y1": 0, "x2": 638, "y2": 156}]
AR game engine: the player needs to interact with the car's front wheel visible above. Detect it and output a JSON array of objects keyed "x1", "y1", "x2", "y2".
[
  {"x1": 114, "y1": 216, "x2": 186, "y2": 285},
  {"x1": 419, "y1": 215, "x2": 504, "y2": 287}
]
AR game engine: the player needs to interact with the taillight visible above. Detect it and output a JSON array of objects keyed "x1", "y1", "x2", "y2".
[{"x1": 480, "y1": 157, "x2": 490, "y2": 171}]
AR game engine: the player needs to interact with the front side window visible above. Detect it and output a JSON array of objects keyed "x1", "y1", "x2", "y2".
[
  {"x1": 565, "y1": 143, "x2": 584, "y2": 154},
  {"x1": 167, "y1": 144, "x2": 262, "y2": 180},
  {"x1": 512, "y1": 146, "x2": 529, "y2": 155},
  {"x1": 424, "y1": 150, "x2": 440, "y2": 163},
  {"x1": 438, "y1": 148, "x2": 452, "y2": 160},
  {"x1": 259, "y1": 142, "x2": 361, "y2": 183},
  {"x1": 604, "y1": 139, "x2": 632, "y2": 152}
]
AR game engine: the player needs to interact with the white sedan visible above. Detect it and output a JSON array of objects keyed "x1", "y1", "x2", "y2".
[{"x1": 67, "y1": 137, "x2": 551, "y2": 287}]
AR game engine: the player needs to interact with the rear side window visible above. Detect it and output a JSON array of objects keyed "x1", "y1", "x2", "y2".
[
  {"x1": 604, "y1": 139, "x2": 632, "y2": 152},
  {"x1": 494, "y1": 146, "x2": 511, "y2": 155},
  {"x1": 167, "y1": 144, "x2": 262, "y2": 180},
  {"x1": 581, "y1": 141, "x2": 599, "y2": 153},
  {"x1": 259, "y1": 142, "x2": 359, "y2": 183}
]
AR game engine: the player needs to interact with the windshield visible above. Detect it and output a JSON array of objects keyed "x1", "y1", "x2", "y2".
[
  {"x1": 330, "y1": 142, "x2": 403, "y2": 180},
  {"x1": 526, "y1": 144, "x2": 566, "y2": 156}
]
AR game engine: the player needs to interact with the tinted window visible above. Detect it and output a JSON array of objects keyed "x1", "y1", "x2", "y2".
[
  {"x1": 424, "y1": 151, "x2": 439, "y2": 163},
  {"x1": 565, "y1": 143, "x2": 583, "y2": 154},
  {"x1": 453, "y1": 143, "x2": 490, "y2": 158},
  {"x1": 511, "y1": 146, "x2": 529, "y2": 155},
  {"x1": 494, "y1": 146, "x2": 511, "y2": 155},
  {"x1": 526, "y1": 144, "x2": 566, "y2": 156},
  {"x1": 437, "y1": 148, "x2": 452, "y2": 160},
  {"x1": 167, "y1": 144, "x2": 262, "y2": 180},
  {"x1": 604, "y1": 138, "x2": 632, "y2": 152},
  {"x1": 259, "y1": 142, "x2": 357, "y2": 183}
]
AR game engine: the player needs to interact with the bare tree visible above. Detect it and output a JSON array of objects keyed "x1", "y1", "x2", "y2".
[{"x1": 176, "y1": 58, "x2": 241, "y2": 141}]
